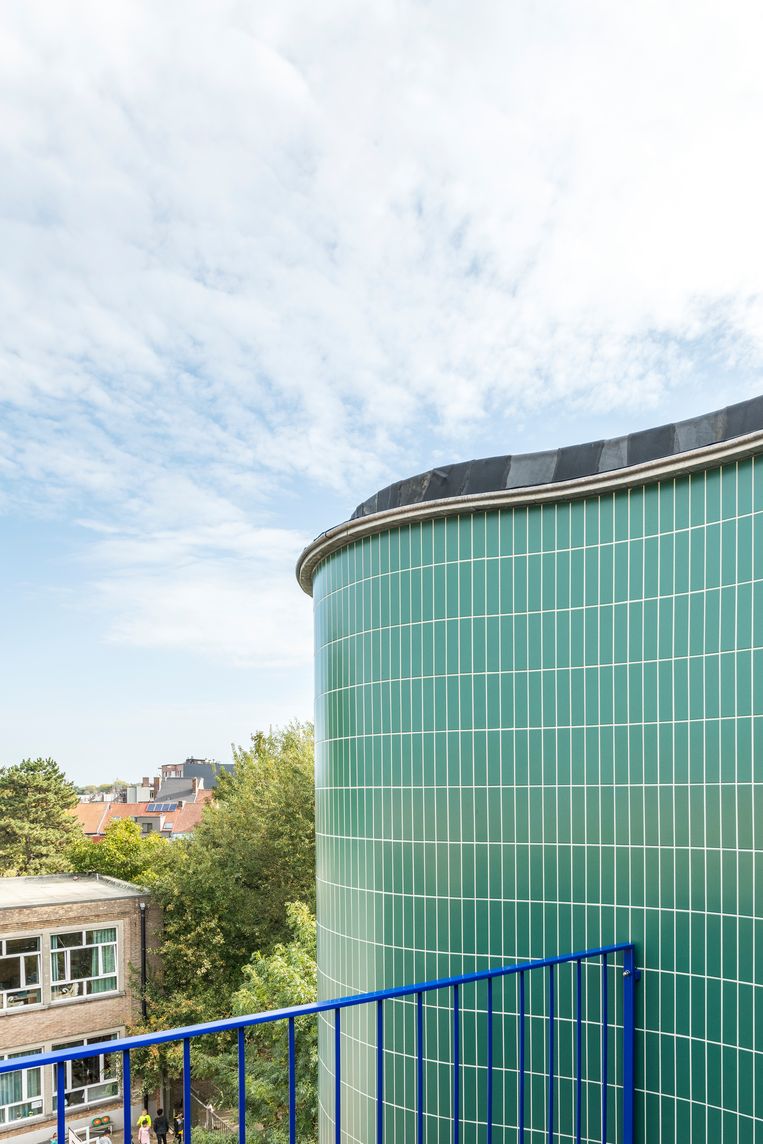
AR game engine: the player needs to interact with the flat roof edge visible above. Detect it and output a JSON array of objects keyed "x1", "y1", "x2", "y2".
[{"x1": 296, "y1": 426, "x2": 763, "y2": 595}]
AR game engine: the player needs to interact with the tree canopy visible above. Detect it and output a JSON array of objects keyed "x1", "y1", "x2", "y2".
[
  {"x1": 131, "y1": 722, "x2": 318, "y2": 1136},
  {"x1": 147, "y1": 722, "x2": 315, "y2": 1022},
  {"x1": 67, "y1": 817, "x2": 170, "y2": 885},
  {"x1": 0, "y1": 757, "x2": 81, "y2": 875}
]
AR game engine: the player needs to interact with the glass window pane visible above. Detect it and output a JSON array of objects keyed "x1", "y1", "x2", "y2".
[
  {"x1": 51, "y1": 951, "x2": 66, "y2": 983},
  {"x1": 9, "y1": 1102, "x2": 34, "y2": 1120},
  {"x1": 0, "y1": 958, "x2": 21, "y2": 992},
  {"x1": 86, "y1": 976, "x2": 116, "y2": 995},
  {"x1": 0, "y1": 1072, "x2": 21, "y2": 1105},
  {"x1": 70, "y1": 948, "x2": 97, "y2": 980},
  {"x1": 87, "y1": 1081, "x2": 119, "y2": 1101},
  {"x1": 27, "y1": 1069, "x2": 41, "y2": 1099},
  {"x1": 23, "y1": 956, "x2": 39, "y2": 985},
  {"x1": 100, "y1": 945, "x2": 116, "y2": 974},
  {"x1": 5, "y1": 938, "x2": 39, "y2": 955},
  {"x1": 52, "y1": 982, "x2": 83, "y2": 1000},
  {"x1": 86, "y1": 928, "x2": 116, "y2": 946},
  {"x1": 6, "y1": 989, "x2": 41, "y2": 1009},
  {"x1": 71, "y1": 1057, "x2": 98, "y2": 1088},
  {"x1": 51, "y1": 932, "x2": 83, "y2": 950}
]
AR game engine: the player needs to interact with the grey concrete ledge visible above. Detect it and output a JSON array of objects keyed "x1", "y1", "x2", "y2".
[{"x1": 297, "y1": 398, "x2": 763, "y2": 596}]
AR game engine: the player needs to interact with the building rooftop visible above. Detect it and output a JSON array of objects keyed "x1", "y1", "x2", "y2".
[
  {"x1": 0, "y1": 874, "x2": 146, "y2": 909},
  {"x1": 70, "y1": 788, "x2": 214, "y2": 839}
]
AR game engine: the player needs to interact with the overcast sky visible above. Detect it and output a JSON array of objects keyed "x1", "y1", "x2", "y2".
[{"x1": 2, "y1": 0, "x2": 762, "y2": 782}]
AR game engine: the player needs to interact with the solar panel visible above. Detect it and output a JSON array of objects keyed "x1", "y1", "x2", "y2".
[{"x1": 145, "y1": 801, "x2": 179, "y2": 812}]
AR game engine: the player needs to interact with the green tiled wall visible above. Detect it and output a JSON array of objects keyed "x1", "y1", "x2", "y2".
[{"x1": 313, "y1": 457, "x2": 763, "y2": 1142}]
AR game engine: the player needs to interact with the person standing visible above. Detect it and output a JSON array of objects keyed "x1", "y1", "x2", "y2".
[{"x1": 153, "y1": 1107, "x2": 170, "y2": 1144}]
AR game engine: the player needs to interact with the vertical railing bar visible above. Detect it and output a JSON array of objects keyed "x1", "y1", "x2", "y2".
[
  {"x1": 622, "y1": 946, "x2": 637, "y2": 1144},
  {"x1": 547, "y1": 964, "x2": 555, "y2": 1144},
  {"x1": 601, "y1": 954, "x2": 608, "y2": 1144},
  {"x1": 122, "y1": 1049, "x2": 132, "y2": 1144},
  {"x1": 576, "y1": 959, "x2": 583, "y2": 1144},
  {"x1": 335, "y1": 1007, "x2": 341, "y2": 1144},
  {"x1": 183, "y1": 1036, "x2": 192, "y2": 1144},
  {"x1": 288, "y1": 1017, "x2": 296, "y2": 1144},
  {"x1": 57, "y1": 1060, "x2": 66, "y2": 1144},
  {"x1": 453, "y1": 983, "x2": 460, "y2": 1144},
  {"x1": 486, "y1": 976, "x2": 494, "y2": 1144},
  {"x1": 376, "y1": 998, "x2": 384, "y2": 1143},
  {"x1": 417, "y1": 991, "x2": 424, "y2": 1144},
  {"x1": 519, "y1": 970, "x2": 526, "y2": 1144},
  {"x1": 238, "y1": 1028, "x2": 246, "y2": 1144}
]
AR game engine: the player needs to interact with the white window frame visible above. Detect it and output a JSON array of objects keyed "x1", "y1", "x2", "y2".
[
  {"x1": 51, "y1": 1033, "x2": 120, "y2": 1110},
  {"x1": 50, "y1": 927, "x2": 119, "y2": 1001},
  {"x1": 0, "y1": 934, "x2": 42, "y2": 1012},
  {"x1": 0, "y1": 1047, "x2": 44, "y2": 1127}
]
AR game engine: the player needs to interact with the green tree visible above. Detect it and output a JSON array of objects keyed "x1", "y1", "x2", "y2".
[
  {"x1": 67, "y1": 818, "x2": 170, "y2": 885},
  {"x1": 149, "y1": 722, "x2": 315, "y2": 1021},
  {"x1": 231, "y1": 902, "x2": 318, "y2": 1143},
  {"x1": 166, "y1": 904, "x2": 317, "y2": 1144},
  {"x1": 0, "y1": 757, "x2": 81, "y2": 875},
  {"x1": 132, "y1": 723, "x2": 316, "y2": 1116}
]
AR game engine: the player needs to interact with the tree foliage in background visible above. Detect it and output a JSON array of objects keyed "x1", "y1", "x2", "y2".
[
  {"x1": 67, "y1": 818, "x2": 170, "y2": 885},
  {"x1": 133, "y1": 722, "x2": 317, "y2": 1139},
  {"x1": 228, "y1": 903, "x2": 317, "y2": 1144},
  {"x1": 147, "y1": 722, "x2": 315, "y2": 1025},
  {"x1": 0, "y1": 758, "x2": 81, "y2": 875}
]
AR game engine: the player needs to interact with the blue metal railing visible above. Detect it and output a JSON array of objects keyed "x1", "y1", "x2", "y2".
[{"x1": 1, "y1": 940, "x2": 637, "y2": 1143}]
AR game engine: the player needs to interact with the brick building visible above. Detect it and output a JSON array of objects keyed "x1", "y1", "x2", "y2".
[{"x1": 0, "y1": 875, "x2": 155, "y2": 1142}]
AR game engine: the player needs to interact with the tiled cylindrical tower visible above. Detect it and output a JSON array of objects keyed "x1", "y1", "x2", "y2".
[{"x1": 298, "y1": 397, "x2": 763, "y2": 1143}]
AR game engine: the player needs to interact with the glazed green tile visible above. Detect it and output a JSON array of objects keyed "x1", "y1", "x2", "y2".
[{"x1": 313, "y1": 460, "x2": 763, "y2": 1142}]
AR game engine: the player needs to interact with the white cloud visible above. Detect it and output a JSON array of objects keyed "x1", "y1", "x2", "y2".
[
  {"x1": 84, "y1": 519, "x2": 312, "y2": 667},
  {"x1": 1, "y1": 0, "x2": 763, "y2": 663}
]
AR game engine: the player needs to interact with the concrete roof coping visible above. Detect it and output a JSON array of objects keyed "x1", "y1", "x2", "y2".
[{"x1": 0, "y1": 874, "x2": 147, "y2": 910}]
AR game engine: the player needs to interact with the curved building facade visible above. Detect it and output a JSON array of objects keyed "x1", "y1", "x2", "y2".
[{"x1": 298, "y1": 397, "x2": 763, "y2": 1142}]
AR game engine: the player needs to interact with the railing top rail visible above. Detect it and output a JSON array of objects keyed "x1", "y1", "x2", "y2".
[{"x1": 0, "y1": 940, "x2": 635, "y2": 1075}]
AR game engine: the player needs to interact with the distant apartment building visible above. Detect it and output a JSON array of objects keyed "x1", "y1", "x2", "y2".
[
  {"x1": 157, "y1": 757, "x2": 233, "y2": 792},
  {"x1": 0, "y1": 875, "x2": 154, "y2": 1142}
]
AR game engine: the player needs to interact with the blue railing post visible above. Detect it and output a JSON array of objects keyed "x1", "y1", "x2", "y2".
[
  {"x1": 518, "y1": 970, "x2": 526, "y2": 1144},
  {"x1": 121, "y1": 1047, "x2": 132, "y2": 1139},
  {"x1": 453, "y1": 983, "x2": 460, "y2": 1144},
  {"x1": 622, "y1": 946, "x2": 637, "y2": 1144},
  {"x1": 575, "y1": 959, "x2": 582, "y2": 1144},
  {"x1": 486, "y1": 976, "x2": 493, "y2": 1144},
  {"x1": 56, "y1": 1060, "x2": 66, "y2": 1144},
  {"x1": 417, "y1": 990, "x2": 424, "y2": 1144},
  {"x1": 601, "y1": 955, "x2": 608, "y2": 1144},
  {"x1": 376, "y1": 999, "x2": 384, "y2": 1142},
  {"x1": 547, "y1": 965, "x2": 555, "y2": 1144},
  {"x1": 334, "y1": 1007, "x2": 341, "y2": 1144},
  {"x1": 183, "y1": 1036, "x2": 191, "y2": 1143},
  {"x1": 238, "y1": 1028, "x2": 246, "y2": 1144},
  {"x1": 288, "y1": 1017, "x2": 296, "y2": 1144}
]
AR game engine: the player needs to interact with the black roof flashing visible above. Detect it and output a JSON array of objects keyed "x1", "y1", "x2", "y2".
[{"x1": 351, "y1": 395, "x2": 763, "y2": 520}]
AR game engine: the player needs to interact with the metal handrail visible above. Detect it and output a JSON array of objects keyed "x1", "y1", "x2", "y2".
[{"x1": 1, "y1": 940, "x2": 638, "y2": 1144}]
